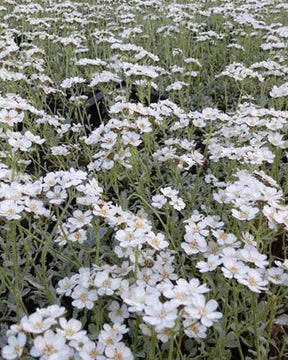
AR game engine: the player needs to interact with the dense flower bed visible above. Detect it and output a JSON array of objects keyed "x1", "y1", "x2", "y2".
[{"x1": 0, "y1": 0, "x2": 288, "y2": 359}]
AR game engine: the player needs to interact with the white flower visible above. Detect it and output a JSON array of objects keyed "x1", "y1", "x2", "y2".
[
  {"x1": 60, "y1": 168, "x2": 87, "y2": 188},
  {"x1": 56, "y1": 277, "x2": 76, "y2": 296},
  {"x1": 270, "y1": 82, "x2": 288, "y2": 98},
  {"x1": 275, "y1": 259, "x2": 288, "y2": 272},
  {"x1": 166, "y1": 81, "x2": 188, "y2": 91},
  {"x1": 108, "y1": 301, "x2": 129, "y2": 324},
  {"x1": 163, "y1": 278, "x2": 209, "y2": 306},
  {"x1": 20, "y1": 313, "x2": 56, "y2": 334},
  {"x1": 79, "y1": 341, "x2": 105, "y2": 360},
  {"x1": 241, "y1": 232, "x2": 257, "y2": 247},
  {"x1": 68, "y1": 210, "x2": 93, "y2": 230},
  {"x1": 237, "y1": 268, "x2": 268, "y2": 293},
  {"x1": 124, "y1": 285, "x2": 160, "y2": 312},
  {"x1": 101, "y1": 131, "x2": 118, "y2": 149},
  {"x1": 221, "y1": 258, "x2": 248, "y2": 279},
  {"x1": 160, "y1": 187, "x2": 179, "y2": 198},
  {"x1": 121, "y1": 131, "x2": 142, "y2": 147},
  {"x1": 181, "y1": 235, "x2": 207, "y2": 255},
  {"x1": 57, "y1": 318, "x2": 87, "y2": 341},
  {"x1": 268, "y1": 267, "x2": 288, "y2": 285},
  {"x1": 105, "y1": 342, "x2": 133, "y2": 360},
  {"x1": 98, "y1": 329, "x2": 122, "y2": 347},
  {"x1": 8, "y1": 132, "x2": 32, "y2": 151},
  {"x1": 136, "y1": 117, "x2": 152, "y2": 133},
  {"x1": 115, "y1": 228, "x2": 146, "y2": 248},
  {"x1": 143, "y1": 301, "x2": 178, "y2": 330},
  {"x1": 2, "y1": 333, "x2": 26, "y2": 360},
  {"x1": 232, "y1": 206, "x2": 259, "y2": 221},
  {"x1": 46, "y1": 186, "x2": 67, "y2": 204},
  {"x1": 185, "y1": 295, "x2": 222, "y2": 327},
  {"x1": 240, "y1": 245, "x2": 269, "y2": 268},
  {"x1": 0, "y1": 109, "x2": 24, "y2": 126},
  {"x1": 94, "y1": 271, "x2": 121, "y2": 296},
  {"x1": 151, "y1": 194, "x2": 167, "y2": 209},
  {"x1": 183, "y1": 320, "x2": 207, "y2": 339},
  {"x1": 30, "y1": 330, "x2": 71, "y2": 359},
  {"x1": 0, "y1": 200, "x2": 24, "y2": 220},
  {"x1": 196, "y1": 255, "x2": 222, "y2": 272},
  {"x1": 24, "y1": 199, "x2": 47, "y2": 216},
  {"x1": 24, "y1": 131, "x2": 45, "y2": 145},
  {"x1": 146, "y1": 232, "x2": 169, "y2": 250},
  {"x1": 60, "y1": 77, "x2": 86, "y2": 89},
  {"x1": 70, "y1": 229, "x2": 87, "y2": 244},
  {"x1": 71, "y1": 286, "x2": 98, "y2": 309},
  {"x1": 169, "y1": 196, "x2": 186, "y2": 211},
  {"x1": 185, "y1": 221, "x2": 209, "y2": 238},
  {"x1": 212, "y1": 230, "x2": 238, "y2": 246},
  {"x1": 36, "y1": 305, "x2": 66, "y2": 319},
  {"x1": 51, "y1": 145, "x2": 70, "y2": 156}
]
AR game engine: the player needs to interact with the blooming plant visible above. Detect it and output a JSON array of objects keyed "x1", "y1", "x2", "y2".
[{"x1": 0, "y1": 0, "x2": 288, "y2": 359}]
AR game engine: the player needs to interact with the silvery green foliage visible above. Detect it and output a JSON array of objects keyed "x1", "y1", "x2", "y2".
[{"x1": 0, "y1": 0, "x2": 288, "y2": 359}]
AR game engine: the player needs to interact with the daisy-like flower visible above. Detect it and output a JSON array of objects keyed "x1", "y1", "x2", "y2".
[
  {"x1": 79, "y1": 341, "x2": 105, "y2": 360},
  {"x1": 71, "y1": 285, "x2": 98, "y2": 310},
  {"x1": 68, "y1": 210, "x2": 93, "y2": 230},
  {"x1": 196, "y1": 254, "x2": 222, "y2": 273},
  {"x1": 60, "y1": 77, "x2": 86, "y2": 89},
  {"x1": 0, "y1": 109, "x2": 24, "y2": 126},
  {"x1": 57, "y1": 318, "x2": 87, "y2": 341},
  {"x1": 232, "y1": 205, "x2": 259, "y2": 221},
  {"x1": 240, "y1": 245, "x2": 269, "y2": 268},
  {"x1": 98, "y1": 329, "x2": 122, "y2": 348},
  {"x1": 185, "y1": 295, "x2": 222, "y2": 327},
  {"x1": 105, "y1": 342, "x2": 133, "y2": 360},
  {"x1": 20, "y1": 313, "x2": 56, "y2": 334},
  {"x1": 143, "y1": 300, "x2": 178, "y2": 330},
  {"x1": 101, "y1": 131, "x2": 118, "y2": 149},
  {"x1": 94, "y1": 271, "x2": 121, "y2": 296},
  {"x1": 61, "y1": 168, "x2": 87, "y2": 189},
  {"x1": 136, "y1": 117, "x2": 152, "y2": 133},
  {"x1": 275, "y1": 259, "x2": 288, "y2": 272},
  {"x1": 151, "y1": 194, "x2": 167, "y2": 209},
  {"x1": 8, "y1": 132, "x2": 32, "y2": 152},
  {"x1": 237, "y1": 268, "x2": 268, "y2": 293},
  {"x1": 146, "y1": 232, "x2": 169, "y2": 250},
  {"x1": 183, "y1": 320, "x2": 207, "y2": 339},
  {"x1": 51, "y1": 145, "x2": 70, "y2": 156},
  {"x1": 163, "y1": 281, "x2": 189, "y2": 306},
  {"x1": 185, "y1": 221, "x2": 209, "y2": 239},
  {"x1": 181, "y1": 235, "x2": 207, "y2": 255},
  {"x1": 46, "y1": 186, "x2": 67, "y2": 205},
  {"x1": 121, "y1": 131, "x2": 142, "y2": 147},
  {"x1": 160, "y1": 187, "x2": 179, "y2": 198},
  {"x1": 267, "y1": 267, "x2": 288, "y2": 285},
  {"x1": 241, "y1": 232, "x2": 257, "y2": 247},
  {"x1": 115, "y1": 228, "x2": 146, "y2": 248},
  {"x1": 70, "y1": 229, "x2": 87, "y2": 244},
  {"x1": 124, "y1": 285, "x2": 160, "y2": 312},
  {"x1": 221, "y1": 258, "x2": 248, "y2": 279},
  {"x1": 169, "y1": 196, "x2": 186, "y2": 211},
  {"x1": 56, "y1": 277, "x2": 76, "y2": 296},
  {"x1": 2, "y1": 332, "x2": 26, "y2": 360},
  {"x1": 108, "y1": 301, "x2": 130, "y2": 324},
  {"x1": 0, "y1": 200, "x2": 24, "y2": 220},
  {"x1": 36, "y1": 305, "x2": 66, "y2": 319},
  {"x1": 30, "y1": 330, "x2": 71, "y2": 359},
  {"x1": 24, "y1": 199, "x2": 47, "y2": 217},
  {"x1": 212, "y1": 229, "x2": 238, "y2": 246}
]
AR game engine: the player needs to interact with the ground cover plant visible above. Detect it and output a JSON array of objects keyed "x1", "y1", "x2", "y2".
[{"x1": 0, "y1": 0, "x2": 288, "y2": 359}]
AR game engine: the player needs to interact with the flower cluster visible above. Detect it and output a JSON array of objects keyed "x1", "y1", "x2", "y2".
[{"x1": 2, "y1": 305, "x2": 133, "y2": 360}]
